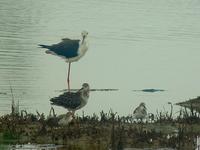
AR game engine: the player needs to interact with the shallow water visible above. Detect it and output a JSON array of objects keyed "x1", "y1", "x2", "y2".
[
  {"x1": 0, "y1": 0, "x2": 200, "y2": 116},
  {"x1": 0, "y1": 144, "x2": 63, "y2": 150}
]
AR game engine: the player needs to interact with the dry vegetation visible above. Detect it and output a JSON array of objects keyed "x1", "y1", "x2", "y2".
[{"x1": 0, "y1": 105, "x2": 200, "y2": 150}]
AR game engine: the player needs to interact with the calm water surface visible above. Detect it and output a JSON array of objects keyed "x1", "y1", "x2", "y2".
[{"x1": 0, "y1": 0, "x2": 200, "y2": 116}]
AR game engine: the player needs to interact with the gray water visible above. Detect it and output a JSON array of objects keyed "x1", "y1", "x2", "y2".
[{"x1": 0, "y1": 0, "x2": 200, "y2": 116}]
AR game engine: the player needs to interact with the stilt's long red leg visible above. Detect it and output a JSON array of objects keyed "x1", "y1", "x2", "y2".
[{"x1": 67, "y1": 62, "x2": 71, "y2": 92}]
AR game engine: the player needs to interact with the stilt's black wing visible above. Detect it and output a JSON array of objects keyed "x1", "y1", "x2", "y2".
[
  {"x1": 39, "y1": 38, "x2": 80, "y2": 58},
  {"x1": 50, "y1": 39, "x2": 80, "y2": 57}
]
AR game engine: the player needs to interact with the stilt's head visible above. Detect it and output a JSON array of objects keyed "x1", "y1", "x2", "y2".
[{"x1": 81, "y1": 31, "x2": 88, "y2": 39}]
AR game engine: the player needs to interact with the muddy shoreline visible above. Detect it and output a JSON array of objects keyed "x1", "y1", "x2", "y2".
[{"x1": 0, "y1": 108, "x2": 200, "y2": 150}]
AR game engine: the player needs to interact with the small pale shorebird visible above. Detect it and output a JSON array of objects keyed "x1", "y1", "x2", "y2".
[
  {"x1": 50, "y1": 83, "x2": 90, "y2": 116},
  {"x1": 39, "y1": 31, "x2": 89, "y2": 92},
  {"x1": 57, "y1": 112, "x2": 73, "y2": 126},
  {"x1": 47, "y1": 107, "x2": 73, "y2": 126},
  {"x1": 133, "y1": 102, "x2": 147, "y2": 122}
]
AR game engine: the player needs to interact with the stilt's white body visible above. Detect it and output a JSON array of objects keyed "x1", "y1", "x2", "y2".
[
  {"x1": 65, "y1": 38, "x2": 88, "y2": 62},
  {"x1": 45, "y1": 31, "x2": 89, "y2": 63}
]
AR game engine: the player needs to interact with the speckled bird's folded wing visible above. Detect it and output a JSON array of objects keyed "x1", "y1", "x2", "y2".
[{"x1": 50, "y1": 92, "x2": 81, "y2": 109}]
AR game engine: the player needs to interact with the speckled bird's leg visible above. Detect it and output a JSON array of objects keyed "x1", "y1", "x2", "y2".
[
  {"x1": 72, "y1": 110, "x2": 75, "y2": 118},
  {"x1": 67, "y1": 62, "x2": 71, "y2": 92}
]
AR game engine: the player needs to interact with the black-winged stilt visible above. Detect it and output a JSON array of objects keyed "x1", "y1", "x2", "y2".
[{"x1": 39, "y1": 31, "x2": 89, "y2": 92}]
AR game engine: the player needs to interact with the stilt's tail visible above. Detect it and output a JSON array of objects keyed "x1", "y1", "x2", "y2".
[{"x1": 38, "y1": 44, "x2": 51, "y2": 49}]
